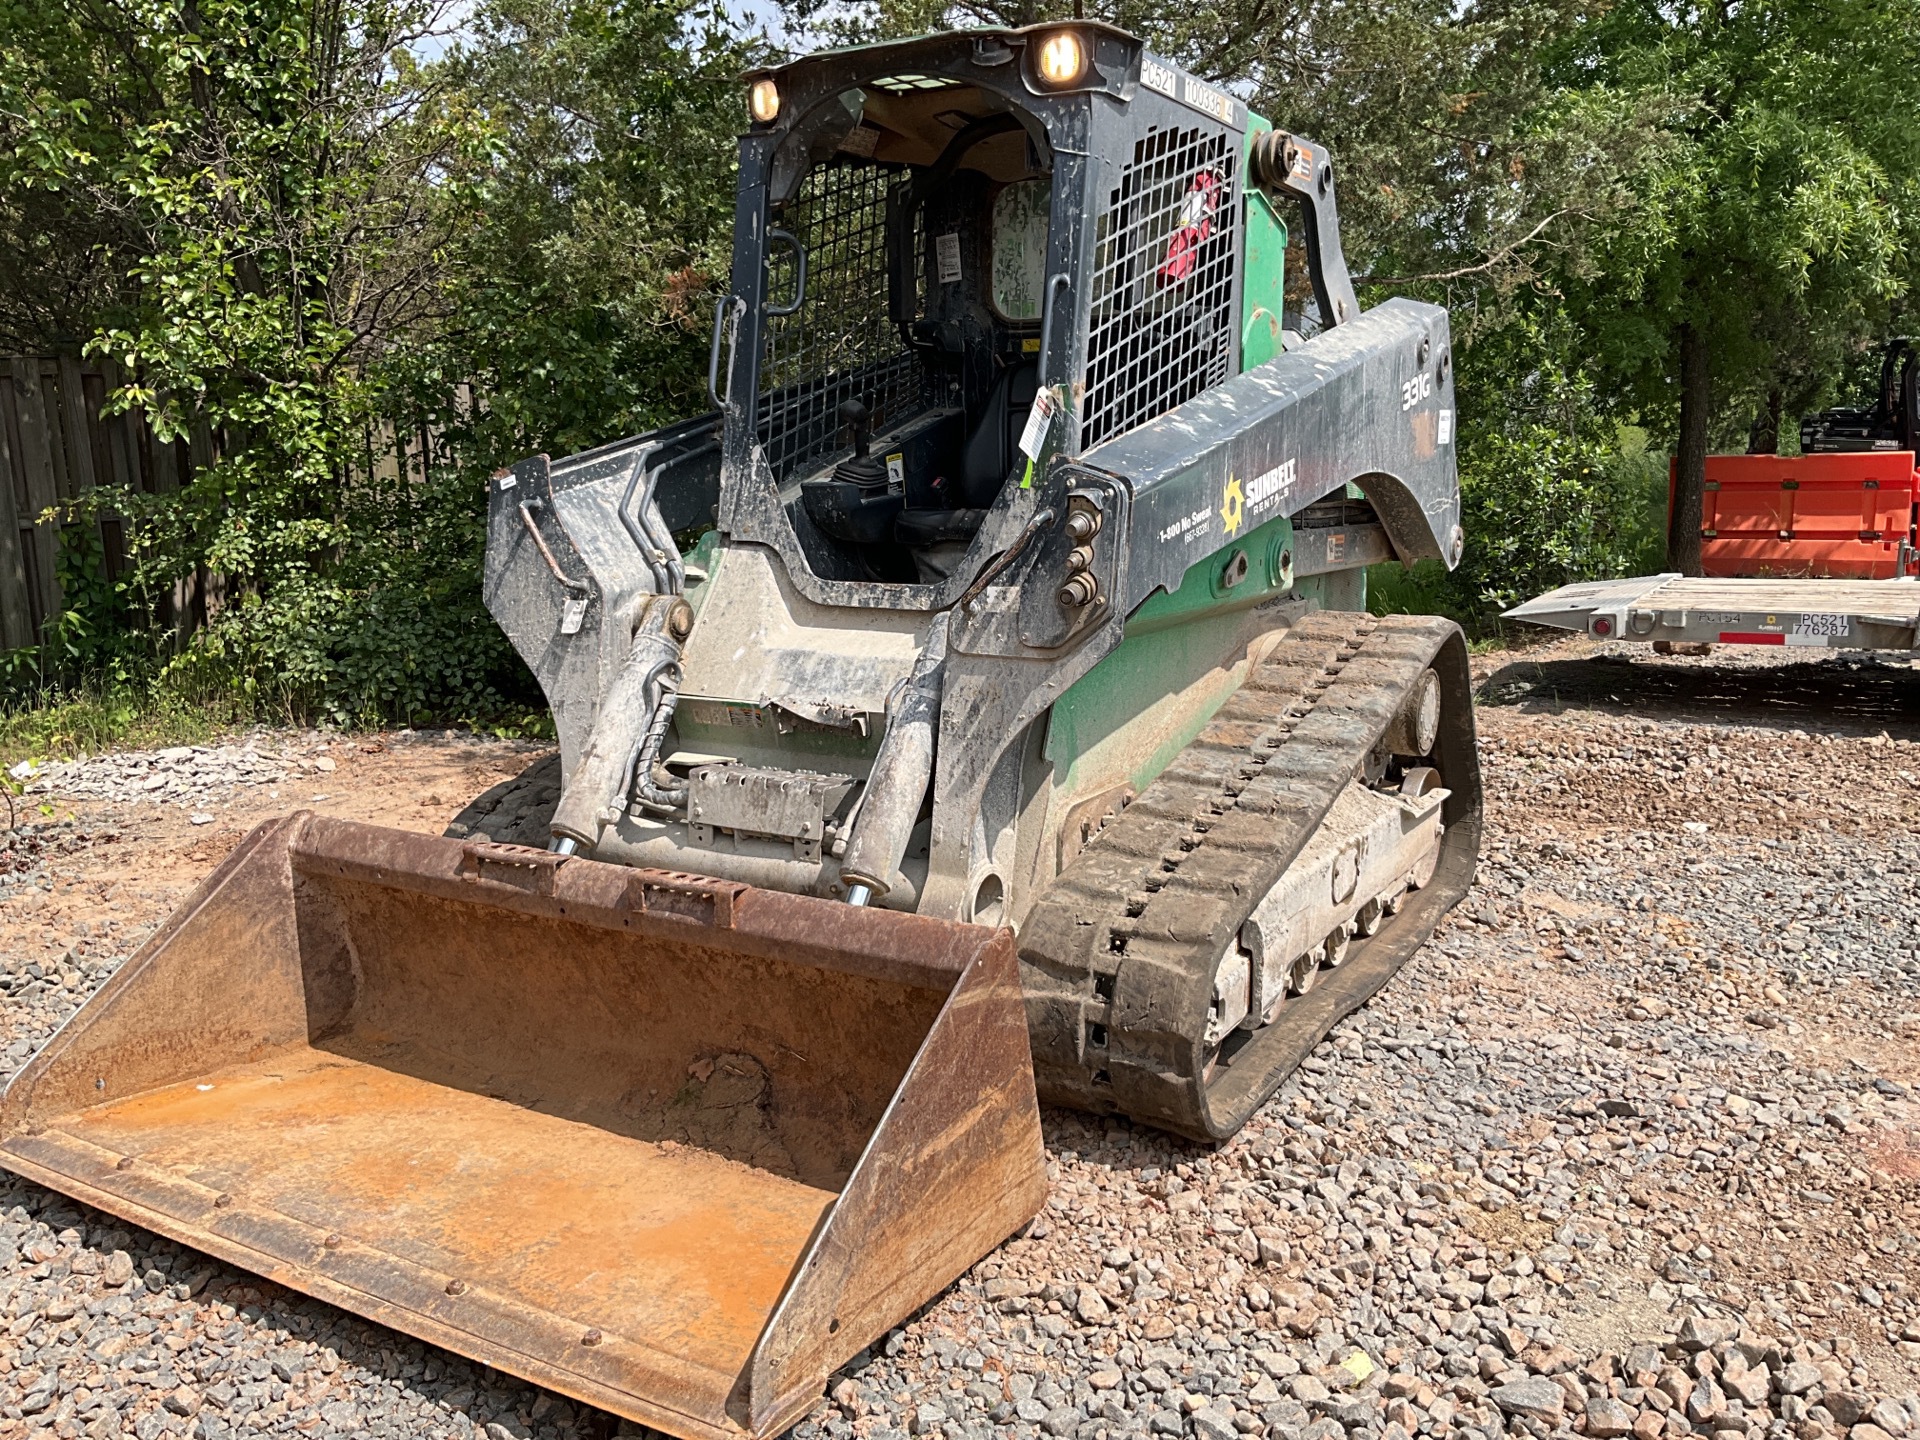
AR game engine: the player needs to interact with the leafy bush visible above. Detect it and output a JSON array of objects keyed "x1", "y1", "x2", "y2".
[
  {"x1": 1453, "y1": 418, "x2": 1668, "y2": 618},
  {"x1": 0, "y1": 0, "x2": 750, "y2": 728}
]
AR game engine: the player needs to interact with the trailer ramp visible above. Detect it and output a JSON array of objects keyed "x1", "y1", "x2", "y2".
[{"x1": 1507, "y1": 575, "x2": 1920, "y2": 654}]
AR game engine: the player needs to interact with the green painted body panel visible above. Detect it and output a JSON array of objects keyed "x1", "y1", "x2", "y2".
[
  {"x1": 1046, "y1": 513, "x2": 1294, "y2": 797},
  {"x1": 1044, "y1": 541, "x2": 1367, "y2": 801},
  {"x1": 1128, "y1": 512, "x2": 1295, "y2": 631},
  {"x1": 1240, "y1": 114, "x2": 1288, "y2": 372},
  {"x1": 1043, "y1": 602, "x2": 1259, "y2": 800}
]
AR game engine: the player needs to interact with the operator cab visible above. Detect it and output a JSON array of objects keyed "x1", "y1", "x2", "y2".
[{"x1": 755, "y1": 77, "x2": 1053, "y2": 584}]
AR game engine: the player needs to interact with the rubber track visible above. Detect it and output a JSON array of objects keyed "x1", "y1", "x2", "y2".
[{"x1": 1019, "y1": 611, "x2": 1483, "y2": 1141}]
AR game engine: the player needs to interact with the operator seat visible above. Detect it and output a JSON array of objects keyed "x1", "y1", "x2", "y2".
[{"x1": 894, "y1": 360, "x2": 1038, "y2": 547}]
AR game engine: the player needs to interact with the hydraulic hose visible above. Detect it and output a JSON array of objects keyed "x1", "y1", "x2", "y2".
[
  {"x1": 619, "y1": 450, "x2": 685, "y2": 596},
  {"x1": 549, "y1": 595, "x2": 694, "y2": 852},
  {"x1": 629, "y1": 661, "x2": 689, "y2": 813}
]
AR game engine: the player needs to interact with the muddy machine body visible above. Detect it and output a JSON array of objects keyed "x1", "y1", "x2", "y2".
[{"x1": 1, "y1": 26, "x2": 1481, "y2": 1440}]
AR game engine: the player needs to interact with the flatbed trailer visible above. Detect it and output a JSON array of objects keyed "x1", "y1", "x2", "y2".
[{"x1": 1505, "y1": 574, "x2": 1920, "y2": 654}]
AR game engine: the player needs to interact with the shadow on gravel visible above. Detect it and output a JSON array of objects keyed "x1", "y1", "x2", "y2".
[{"x1": 1479, "y1": 651, "x2": 1920, "y2": 738}]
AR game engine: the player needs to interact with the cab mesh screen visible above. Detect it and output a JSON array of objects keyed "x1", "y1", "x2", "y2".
[
  {"x1": 1081, "y1": 126, "x2": 1240, "y2": 451},
  {"x1": 758, "y1": 158, "x2": 927, "y2": 483}
]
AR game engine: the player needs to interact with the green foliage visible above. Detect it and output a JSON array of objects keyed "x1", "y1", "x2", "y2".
[
  {"x1": 1556, "y1": 0, "x2": 1920, "y2": 434},
  {"x1": 1453, "y1": 417, "x2": 1666, "y2": 617},
  {"x1": 411, "y1": 0, "x2": 755, "y2": 460},
  {"x1": 0, "y1": 0, "x2": 507, "y2": 720},
  {"x1": 0, "y1": 0, "x2": 750, "y2": 726}
]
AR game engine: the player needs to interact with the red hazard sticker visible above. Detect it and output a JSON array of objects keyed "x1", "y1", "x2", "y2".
[{"x1": 1159, "y1": 170, "x2": 1223, "y2": 285}]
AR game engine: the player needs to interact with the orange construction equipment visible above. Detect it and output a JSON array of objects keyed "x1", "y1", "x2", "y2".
[{"x1": 1669, "y1": 338, "x2": 1920, "y2": 580}]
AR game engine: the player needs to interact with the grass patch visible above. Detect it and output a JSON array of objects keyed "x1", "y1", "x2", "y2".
[
  {"x1": 0, "y1": 679, "x2": 555, "y2": 776},
  {"x1": 1367, "y1": 561, "x2": 1580, "y2": 653},
  {"x1": 1368, "y1": 559, "x2": 1461, "y2": 621},
  {"x1": 0, "y1": 684, "x2": 256, "y2": 771},
  {"x1": 1368, "y1": 559, "x2": 1510, "y2": 647}
]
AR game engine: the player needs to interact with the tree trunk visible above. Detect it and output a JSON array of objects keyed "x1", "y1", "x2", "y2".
[
  {"x1": 1669, "y1": 321, "x2": 1710, "y2": 574},
  {"x1": 1747, "y1": 388, "x2": 1782, "y2": 454}
]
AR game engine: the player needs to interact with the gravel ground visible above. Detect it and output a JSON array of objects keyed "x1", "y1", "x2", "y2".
[
  {"x1": 1, "y1": 638, "x2": 1917, "y2": 1440},
  {"x1": 15, "y1": 734, "x2": 341, "y2": 817}
]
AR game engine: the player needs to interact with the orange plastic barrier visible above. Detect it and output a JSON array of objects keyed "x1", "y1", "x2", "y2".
[{"x1": 1674, "y1": 452, "x2": 1920, "y2": 579}]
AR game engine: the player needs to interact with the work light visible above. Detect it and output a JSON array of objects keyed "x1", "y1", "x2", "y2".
[
  {"x1": 1035, "y1": 30, "x2": 1086, "y2": 86},
  {"x1": 749, "y1": 78, "x2": 781, "y2": 123}
]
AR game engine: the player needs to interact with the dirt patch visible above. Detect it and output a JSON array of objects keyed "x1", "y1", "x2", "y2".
[
  {"x1": 1455, "y1": 1203, "x2": 1553, "y2": 1254},
  {"x1": 1870, "y1": 1125, "x2": 1920, "y2": 1182}
]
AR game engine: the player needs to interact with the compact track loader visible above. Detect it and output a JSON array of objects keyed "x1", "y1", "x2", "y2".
[{"x1": 1, "y1": 24, "x2": 1481, "y2": 1440}]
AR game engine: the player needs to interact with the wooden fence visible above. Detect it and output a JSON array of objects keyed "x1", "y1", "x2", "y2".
[
  {"x1": 0, "y1": 357, "x2": 198, "y2": 651},
  {"x1": 0, "y1": 359, "x2": 471, "y2": 653}
]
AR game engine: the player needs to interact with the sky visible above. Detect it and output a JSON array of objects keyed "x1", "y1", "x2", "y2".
[{"x1": 408, "y1": 0, "x2": 815, "y2": 63}]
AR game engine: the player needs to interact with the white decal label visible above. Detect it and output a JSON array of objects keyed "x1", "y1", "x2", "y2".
[
  {"x1": 1159, "y1": 506, "x2": 1212, "y2": 544},
  {"x1": 559, "y1": 596, "x2": 589, "y2": 635},
  {"x1": 1182, "y1": 74, "x2": 1236, "y2": 125},
  {"x1": 1142, "y1": 56, "x2": 1238, "y2": 124},
  {"x1": 886, "y1": 451, "x2": 905, "y2": 488},
  {"x1": 1437, "y1": 408, "x2": 1454, "y2": 446},
  {"x1": 1018, "y1": 389, "x2": 1056, "y2": 459},
  {"x1": 497, "y1": 473, "x2": 518, "y2": 491},
  {"x1": 936, "y1": 232, "x2": 962, "y2": 285},
  {"x1": 1247, "y1": 457, "x2": 1296, "y2": 515}
]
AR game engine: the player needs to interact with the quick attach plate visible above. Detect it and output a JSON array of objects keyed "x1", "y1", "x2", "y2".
[{"x1": 686, "y1": 765, "x2": 856, "y2": 862}]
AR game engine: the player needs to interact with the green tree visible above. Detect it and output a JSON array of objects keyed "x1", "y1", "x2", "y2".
[
  {"x1": 405, "y1": 0, "x2": 756, "y2": 464},
  {"x1": 0, "y1": 0, "x2": 153, "y2": 351},
  {"x1": 0, "y1": 0, "x2": 752, "y2": 721},
  {"x1": 1556, "y1": 0, "x2": 1920, "y2": 571},
  {"x1": 0, "y1": 0, "x2": 510, "y2": 716}
]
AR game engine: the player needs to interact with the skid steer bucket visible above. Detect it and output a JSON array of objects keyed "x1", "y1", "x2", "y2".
[{"x1": 0, "y1": 815, "x2": 1046, "y2": 1440}]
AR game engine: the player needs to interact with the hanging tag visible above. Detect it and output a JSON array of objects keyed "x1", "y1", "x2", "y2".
[
  {"x1": 559, "y1": 596, "x2": 589, "y2": 635},
  {"x1": 1018, "y1": 389, "x2": 1055, "y2": 460}
]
